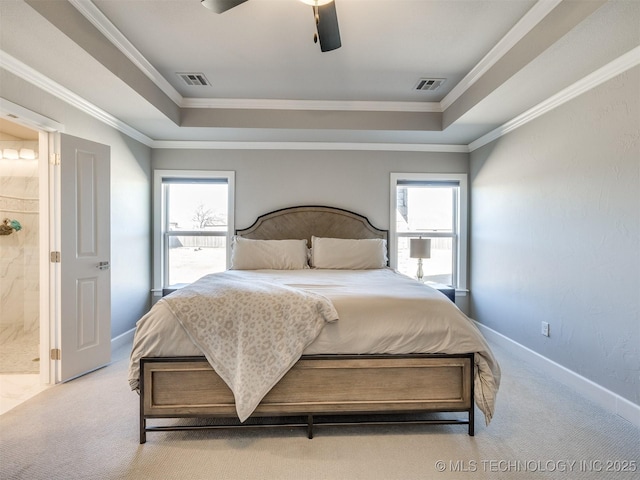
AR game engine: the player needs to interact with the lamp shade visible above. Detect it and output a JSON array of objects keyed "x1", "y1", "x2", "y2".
[{"x1": 409, "y1": 238, "x2": 431, "y2": 259}]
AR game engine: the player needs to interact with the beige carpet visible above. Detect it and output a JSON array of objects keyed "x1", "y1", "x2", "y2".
[{"x1": 0, "y1": 339, "x2": 638, "y2": 480}]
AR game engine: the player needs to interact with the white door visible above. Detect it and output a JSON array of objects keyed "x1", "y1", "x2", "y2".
[{"x1": 56, "y1": 134, "x2": 111, "y2": 382}]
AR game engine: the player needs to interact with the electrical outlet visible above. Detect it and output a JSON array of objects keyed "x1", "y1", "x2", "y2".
[{"x1": 541, "y1": 321, "x2": 550, "y2": 337}]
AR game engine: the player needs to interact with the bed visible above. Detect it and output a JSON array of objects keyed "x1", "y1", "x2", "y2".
[{"x1": 130, "y1": 206, "x2": 500, "y2": 443}]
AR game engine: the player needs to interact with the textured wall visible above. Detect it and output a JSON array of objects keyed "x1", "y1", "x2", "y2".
[{"x1": 470, "y1": 67, "x2": 640, "y2": 404}]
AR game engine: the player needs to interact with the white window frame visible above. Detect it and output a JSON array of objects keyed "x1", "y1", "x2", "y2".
[
  {"x1": 153, "y1": 170, "x2": 235, "y2": 295},
  {"x1": 390, "y1": 173, "x2": 468, "y2": 292}
]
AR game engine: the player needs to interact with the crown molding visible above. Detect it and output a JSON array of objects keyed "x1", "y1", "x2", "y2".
[
  {"x1": 5, "y1": 37, "x2": 636, "y2": 154},
  {"x1": 182, "y1": 97, "x2": 441, "y2": 112},
  {"x1": 1, "y1": 49, "x2": 451, "y2": 150},
  {"x1": 68, "y1": 0, "x2": 183, "y2": 106},
  {"x1": 440, "y1": 0, "x2": 562, "y2": 111},
  {"x1": 0, "y1": 50, "x2": 154, "y2": 146},
  {"x1": 150, "y1": 140, "x2": 469, "y2": 153},
  {"x1": 469, "y1": 46, "x2": 640, "y2": 152}
]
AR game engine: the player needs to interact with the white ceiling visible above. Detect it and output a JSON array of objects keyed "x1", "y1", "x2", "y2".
[{"x1": 1, "y1": 0, "x2": 639, "y2": 148}]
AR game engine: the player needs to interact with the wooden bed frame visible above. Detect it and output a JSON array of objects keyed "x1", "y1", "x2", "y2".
[{"x1": 139, "y1": 206, "x2": 475, "y2": 443}]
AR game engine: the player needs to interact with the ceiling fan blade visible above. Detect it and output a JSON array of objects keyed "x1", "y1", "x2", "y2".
[
  {"x1": 201, "y1": 0, "x2": 249, "y2": 14},
  {"x1": 316, "y1": 1, "x2": 341, "y2": 52}
]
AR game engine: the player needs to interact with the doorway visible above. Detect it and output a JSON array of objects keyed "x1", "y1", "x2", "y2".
[
  {"x1": 0, "y1": 118, "x2": 48, "y2": 414},
  {"x1": 0, "y1": 105, "x2": 112, "y2": 412}
]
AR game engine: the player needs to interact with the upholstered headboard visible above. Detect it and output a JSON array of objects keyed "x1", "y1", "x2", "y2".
[{"x1": 236, "y1": 205, "x2": 388, "y2": 248}]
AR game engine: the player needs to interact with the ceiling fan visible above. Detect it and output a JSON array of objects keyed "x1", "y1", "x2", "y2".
[{"x1": 201, "y1": 0, "x2": 341, "y2": 52}]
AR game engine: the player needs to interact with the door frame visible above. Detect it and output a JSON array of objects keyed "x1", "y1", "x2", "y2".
[
  {"x1": 40, "y1": 129, "x2": 53, "y2": 385},
  {"x1": 2, "y1": 101, "x2": 113, "y2": 385},
  {"x1": 0, "y1": 99, "x2": 63, "y2": 385}
]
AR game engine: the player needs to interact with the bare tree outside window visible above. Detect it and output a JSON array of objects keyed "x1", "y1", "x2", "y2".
[{"x1": 192, "y1": 203, "x2": 225, "y2": 229}]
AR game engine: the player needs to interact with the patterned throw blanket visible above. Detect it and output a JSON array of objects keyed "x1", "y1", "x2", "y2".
[{"x1": 162, "y1": 273, "x2": 339, "y2": 422}]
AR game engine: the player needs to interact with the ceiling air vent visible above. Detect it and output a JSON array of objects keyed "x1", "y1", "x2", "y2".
[
  {"x1": 415, "y1": 78, "x2": 446, "y2": 92},
  {"x1": 177, "y1": 72, "x2": 211, "y2": 86}
]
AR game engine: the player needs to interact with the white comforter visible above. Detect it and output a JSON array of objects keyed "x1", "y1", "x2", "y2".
[
  {"x1": 129, "y1": 269, "x2": 501, "y2": 423},
  {"x1": 160, "y1": 273, "x2": 338, "y2": 421}
]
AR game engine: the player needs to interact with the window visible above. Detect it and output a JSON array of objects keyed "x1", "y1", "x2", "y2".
[
  {"x1": 154, "y1": 170, "x2": 234, "y2": 291},
  {"x1": 390, "y1": 173, "x2": 467, "y2": 290}
]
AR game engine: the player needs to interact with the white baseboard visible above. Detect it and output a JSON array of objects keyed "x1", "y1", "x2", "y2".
[
  {"x1": 475, "y1": 321, "x2": 640, "y2": 429},
  {"x1": 111, "y1": 328, "x2": 135, "y2": 351}
]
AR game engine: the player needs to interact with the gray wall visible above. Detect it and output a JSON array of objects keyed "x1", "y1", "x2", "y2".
[
  {"x1": 152, "y1": 149, "x2": 468, "y2": 232},
  {"x1": 153, "y1": 149, "x2": 471, "y2": 313},
  {"x1": 1, "y1": 71, "x2": 152, "y2": 339},
  {"x1": 469, "y1": 67, "x2": 640, "y2": 404}
]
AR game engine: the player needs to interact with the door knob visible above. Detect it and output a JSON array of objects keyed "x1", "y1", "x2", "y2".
[{"x1": 97, "y1": 261, "x2": 110, "y2": 270}]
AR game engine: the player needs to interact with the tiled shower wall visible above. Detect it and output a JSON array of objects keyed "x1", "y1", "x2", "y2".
[{"x1": 0, "y1": 141, "x2": 39, "y2": 343}]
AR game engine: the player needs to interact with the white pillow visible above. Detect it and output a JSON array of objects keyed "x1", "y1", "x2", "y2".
[
  {"x1": 311, "y1": 236, "x2": 388, "y2": 269},
  {"x1": 230, "y1": 237, "x2": 309, "y2": 270}
]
